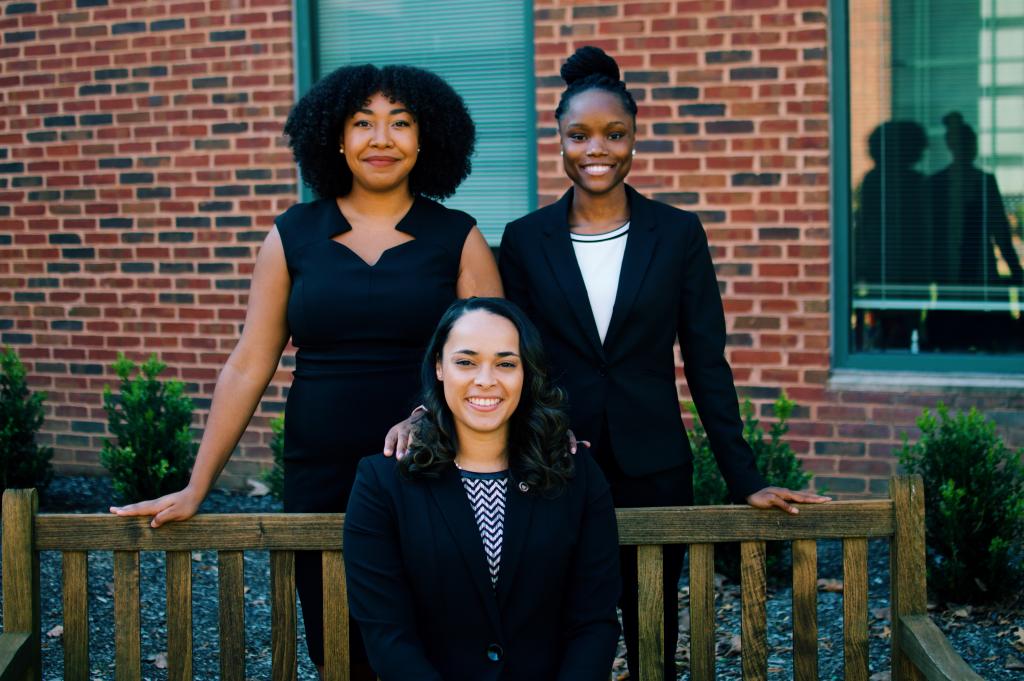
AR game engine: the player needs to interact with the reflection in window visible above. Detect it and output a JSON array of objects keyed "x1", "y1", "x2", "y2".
[{"x1": 849, "y1": 0, "x2": 1024, "y2": 355}]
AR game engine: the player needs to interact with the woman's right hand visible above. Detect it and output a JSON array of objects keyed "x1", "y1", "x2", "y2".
[
  {"x1": 383, "y1": 410, "x2": 426, "y2": 459},
  {"x1": 109, "y1": 486, "x2": 204, "y2": 529}
]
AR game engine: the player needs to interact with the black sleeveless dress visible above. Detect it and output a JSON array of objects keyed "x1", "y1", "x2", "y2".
[{"x1": 275, "y1": 195, "x2": 473, "y2": 665}]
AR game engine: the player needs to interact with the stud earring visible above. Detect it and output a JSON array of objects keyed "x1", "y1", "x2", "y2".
[
  {"x1": 339, "y1": 146, "x2": 344, "y2": 154},
  {"x1": 631, "y1": 148, "x2": 636, "y2": 157},
  {"x1": 559, "y1": 149, "x2": 564, "y2": 157}
]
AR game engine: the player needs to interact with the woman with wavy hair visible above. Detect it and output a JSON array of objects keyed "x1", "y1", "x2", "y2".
[{"x1": 344, "y1": 297, "x2": 620, "y2": 681}]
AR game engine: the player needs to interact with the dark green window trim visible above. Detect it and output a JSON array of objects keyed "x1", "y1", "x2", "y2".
[
  {"x1": 292, "y1": 0, "x2": 316, "y2": 204},
  {"x1": 828, "y1": 0, "x2": 1024, "y2": 374}
]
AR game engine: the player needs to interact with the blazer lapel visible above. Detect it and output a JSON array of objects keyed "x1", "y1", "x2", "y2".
[
  {"x1": 603, "y1": 185, "x2": 659, "y2": 349},
  {"x1": 495, "y1": 474, "x2": 537, "y2": 609},
  {"x1": 540, "y1": 188, "x2": 606, "y2": 360},
  {"x1": 428, "y1": 465, "x2": 503, "y2": 634}
]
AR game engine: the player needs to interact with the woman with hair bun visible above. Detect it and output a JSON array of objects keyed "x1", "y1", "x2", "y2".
[
  {"x1": 111, "y1": 63, "x2": 502, "y2": 678},
  {"x1": 345, "y1": 297, "x2": 620, "y2": 680},
  {"x1": 498, "y1": 46, "x2": 830, "y2": 678}
]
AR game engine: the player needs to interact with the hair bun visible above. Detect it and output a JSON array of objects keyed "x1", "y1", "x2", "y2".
[
  {"x1": 942, "y1": 111, "x2": 965, "y2": 129},
  {"x1": 560, "y1": 46, "x2": 621, "y2": 86}
]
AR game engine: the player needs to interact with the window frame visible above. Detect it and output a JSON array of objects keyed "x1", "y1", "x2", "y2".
[{"x1": 828, "y1": 0, "x2": 1024, "y2": 374}]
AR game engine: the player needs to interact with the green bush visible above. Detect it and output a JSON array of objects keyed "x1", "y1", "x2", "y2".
[
  {"x1": 101, "y1": 353, "x2": 196, "y2": 504},
  {"x1": 897, "y1": 404, "x2": 1024, "y2": 603},
  {"x1": 0, "y1": 347, "x2": 53, "y2": 494},
  {"x1": 261, "y1": 414, "x2": 285, "y2": 501},
  {"x1": 688, "y1": 392, "x2": 813, "y2": 577}
]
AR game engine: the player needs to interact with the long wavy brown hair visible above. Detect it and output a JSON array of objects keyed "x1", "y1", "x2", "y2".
[{"x1": 399, "y1": 298, "x2": 574, "y2": 495}]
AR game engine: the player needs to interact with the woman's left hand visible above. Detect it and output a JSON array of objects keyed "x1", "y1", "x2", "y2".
[{"x1": 745, "y1": 487, "x2": 831, "y2": 515}]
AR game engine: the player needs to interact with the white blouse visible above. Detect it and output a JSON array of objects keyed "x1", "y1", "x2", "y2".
[{"x1": 570, "y1": 221, "x2": 630, "y2": 343}]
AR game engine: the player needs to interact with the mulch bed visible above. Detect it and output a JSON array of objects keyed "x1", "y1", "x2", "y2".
[{"x1": 3, "y1": 476, "x2": 1022, "y2": 680}]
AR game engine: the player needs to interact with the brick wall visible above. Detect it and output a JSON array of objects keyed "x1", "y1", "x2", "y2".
[
  {"x1": 2, "y1": 0, "x2": 1022, "y2": 496},
  {"x1": 0, "y1": 0, "x2": 297, "y2": 488}
]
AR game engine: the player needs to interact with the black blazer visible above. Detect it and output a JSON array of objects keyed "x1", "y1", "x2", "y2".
[
  {"x1": 499, "y1": 185, "x2": 767, "y2": 501},
  {"x1": 343, "y1": 453, "x2": 620, "y2": 681}
]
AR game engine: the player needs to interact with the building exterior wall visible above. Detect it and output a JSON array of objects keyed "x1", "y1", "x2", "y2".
[
  {"x1": 0, "y1": 0, "x2": 298, "y2": 487},
  {"x1": 1, "y1": 0, "x2": 1021, "y2": 495}
]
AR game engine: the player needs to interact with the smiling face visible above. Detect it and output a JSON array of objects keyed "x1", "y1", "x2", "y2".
[
  {"x1": 435, "y1": 309, "x2": 524, "y2": 445},
  {"x1": 341, "y1": 91, "x2": 419, "y2": 194},
  {"x1": 558, "y1": 88, "x2": 635, "y2": 196}
]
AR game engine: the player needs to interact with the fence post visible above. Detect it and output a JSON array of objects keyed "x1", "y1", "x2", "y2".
[
  {"x1": 2, "y1": 488, "x2": 41, "y2": 681},
  {"x1": 890, "y1": 475, "x2": 926, "y2": 681},
  {"x1": 637, "y1": 544, "x2": 665, "y2": 681}
]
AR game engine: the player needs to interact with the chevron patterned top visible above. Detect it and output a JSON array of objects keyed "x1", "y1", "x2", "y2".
[{"x1": 459, "y1": 470, "x2": 509, "y2": 589}]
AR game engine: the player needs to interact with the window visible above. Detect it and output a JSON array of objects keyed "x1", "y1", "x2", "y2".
[
  {"x1": 834, "y1": 0, "x2": 1024, "y2": 370},
  {"x1": 297, "y1": 0, "x2": 536, "y2": 244}
]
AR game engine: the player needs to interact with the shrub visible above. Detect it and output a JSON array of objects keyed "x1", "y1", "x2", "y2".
[
  {"x1": 262, "y1": 414, "x2": 285, "y2": 501},
  {"x1": 897, "y1": 404, "x2": 1024, "y2": 603},
  {"x1": 101, "y1": 353, "x2": 196, "y2": 504},
  {"x1": 688, "y1": 392, "x2": 813, "y2": 577},
  {"x1": 0, "y1": 347, "x2": 53, "y2": 494}
]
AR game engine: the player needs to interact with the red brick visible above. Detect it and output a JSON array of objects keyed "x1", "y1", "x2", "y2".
[{"x1": 838, "y1": 459, "x2": 893, "y2": 476}]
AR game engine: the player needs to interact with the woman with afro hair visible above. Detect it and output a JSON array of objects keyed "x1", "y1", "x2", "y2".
[{"x1": 111, "y1": 63, "x2": 502, "y2": 678}]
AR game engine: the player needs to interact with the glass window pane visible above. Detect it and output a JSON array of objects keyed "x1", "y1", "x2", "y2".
[{"x1": 848, "y1": 0, "x2": 1024, "y2": 355}]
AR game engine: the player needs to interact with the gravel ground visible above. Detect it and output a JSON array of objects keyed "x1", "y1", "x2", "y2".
[{"x1": 3, "y1": 476, "x2": 1022, "y2": 680}]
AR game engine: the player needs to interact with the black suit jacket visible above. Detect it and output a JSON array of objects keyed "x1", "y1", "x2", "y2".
[
  {"x1": 499, "y1": 185, "x2": 767, "y2": 501},
  {"x1": 343, "y1": 453, "x2": 620, "y2": 681}
]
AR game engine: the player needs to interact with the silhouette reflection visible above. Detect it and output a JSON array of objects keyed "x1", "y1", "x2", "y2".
[
  {"x1": 853, "y1": 120, "x2": 931, "y2": 350},
  {"x1": 852, "y1": 115, "x2": 1023, "y2": 354},
  {"x1": 930, "y1": 112, "x2": 1023, "y2": 288}
]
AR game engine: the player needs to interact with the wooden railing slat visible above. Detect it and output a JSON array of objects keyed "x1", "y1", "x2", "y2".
[
  {"x1": 637, "y1": 544, "x2": 665, "y2": 681},
  {"x1": 113, "y1": 550, "x2": 141, "y2": 681},
  {"x1": 33, "y1": 502, "x2": 893, "y2": 551},
  {"x1": 740, "y1": 540, "x2": 767, "y2": 681},
  {"x1": 792, "y1": 539, "x2": 818, "y2": 681},
  {"x1": 890, "y1": 476, "x2": 927, "y2": 681},
  {"x1": 166, "y1": 551, "x2": 192, "y2": 681},
  {"x1": 271, "y1": 551, "x2": 297, "y2": 681},
  {"x1": 688, "y1": 543, "x2": 715, "y2": 681},
  {"x1": 61, "y1": 551, "x2": 89, "y2": 681},
  {"x1": 218, "y1": 551, "x2": 245, "y2": 681},
  {"x1": 2, "y1": 489, "x2": 40, "y2": 681},
  {"x1": 322, "y1": 551, "x2": 349, "y2": 681},
  {"x1": 844, "y1": 538, "x2": 869, "y2": 681}
]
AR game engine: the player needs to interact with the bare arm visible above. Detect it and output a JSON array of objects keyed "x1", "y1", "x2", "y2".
[
  {"x1": 111, "y1": 227, "x2": 291, "y2": 526},
  {"x1": 456, "y1": 226, "x2": 503, "y2": 298}
]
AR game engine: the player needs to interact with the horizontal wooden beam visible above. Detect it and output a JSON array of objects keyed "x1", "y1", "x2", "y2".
[
  {"x1": 36, "y1": 514, "x2": 346, "y2": 551},
  {"x1": 36, "y1": 501, "x2": 893, "y2": 551},
  {"x1": 898, "y1": 615, "x2": 983, "y2": 681},
  {"x1": 615, "y1": 501, "x2": 894, "y2": 544},
  {"x1": 0, "y1": 632, "x2": 32, "y2": 681}
]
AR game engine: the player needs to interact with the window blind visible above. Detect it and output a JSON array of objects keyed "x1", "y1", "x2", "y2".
[{"x1": 315, "y1": 0, "x2": 535, "y2": 244}]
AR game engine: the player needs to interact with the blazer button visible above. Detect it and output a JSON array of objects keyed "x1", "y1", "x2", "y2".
[
  {"x1": 599, "y1": 363, "x2": 608, "y2": 377},
  {"x1": 486, "y1": 643, "x2": 504, "y2": 662}
]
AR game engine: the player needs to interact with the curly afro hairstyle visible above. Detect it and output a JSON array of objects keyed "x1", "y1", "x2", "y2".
[
  {"x1": 554, "y1": 46, "x2": 638, "y2": 125},
  {"x1": 284, "y1": 64, "x2": 475, "y2": 200}
]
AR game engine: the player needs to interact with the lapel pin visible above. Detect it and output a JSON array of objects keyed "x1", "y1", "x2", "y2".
[{"x1": 518, "y1": 481, "x2": 529, "y2": 493}]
